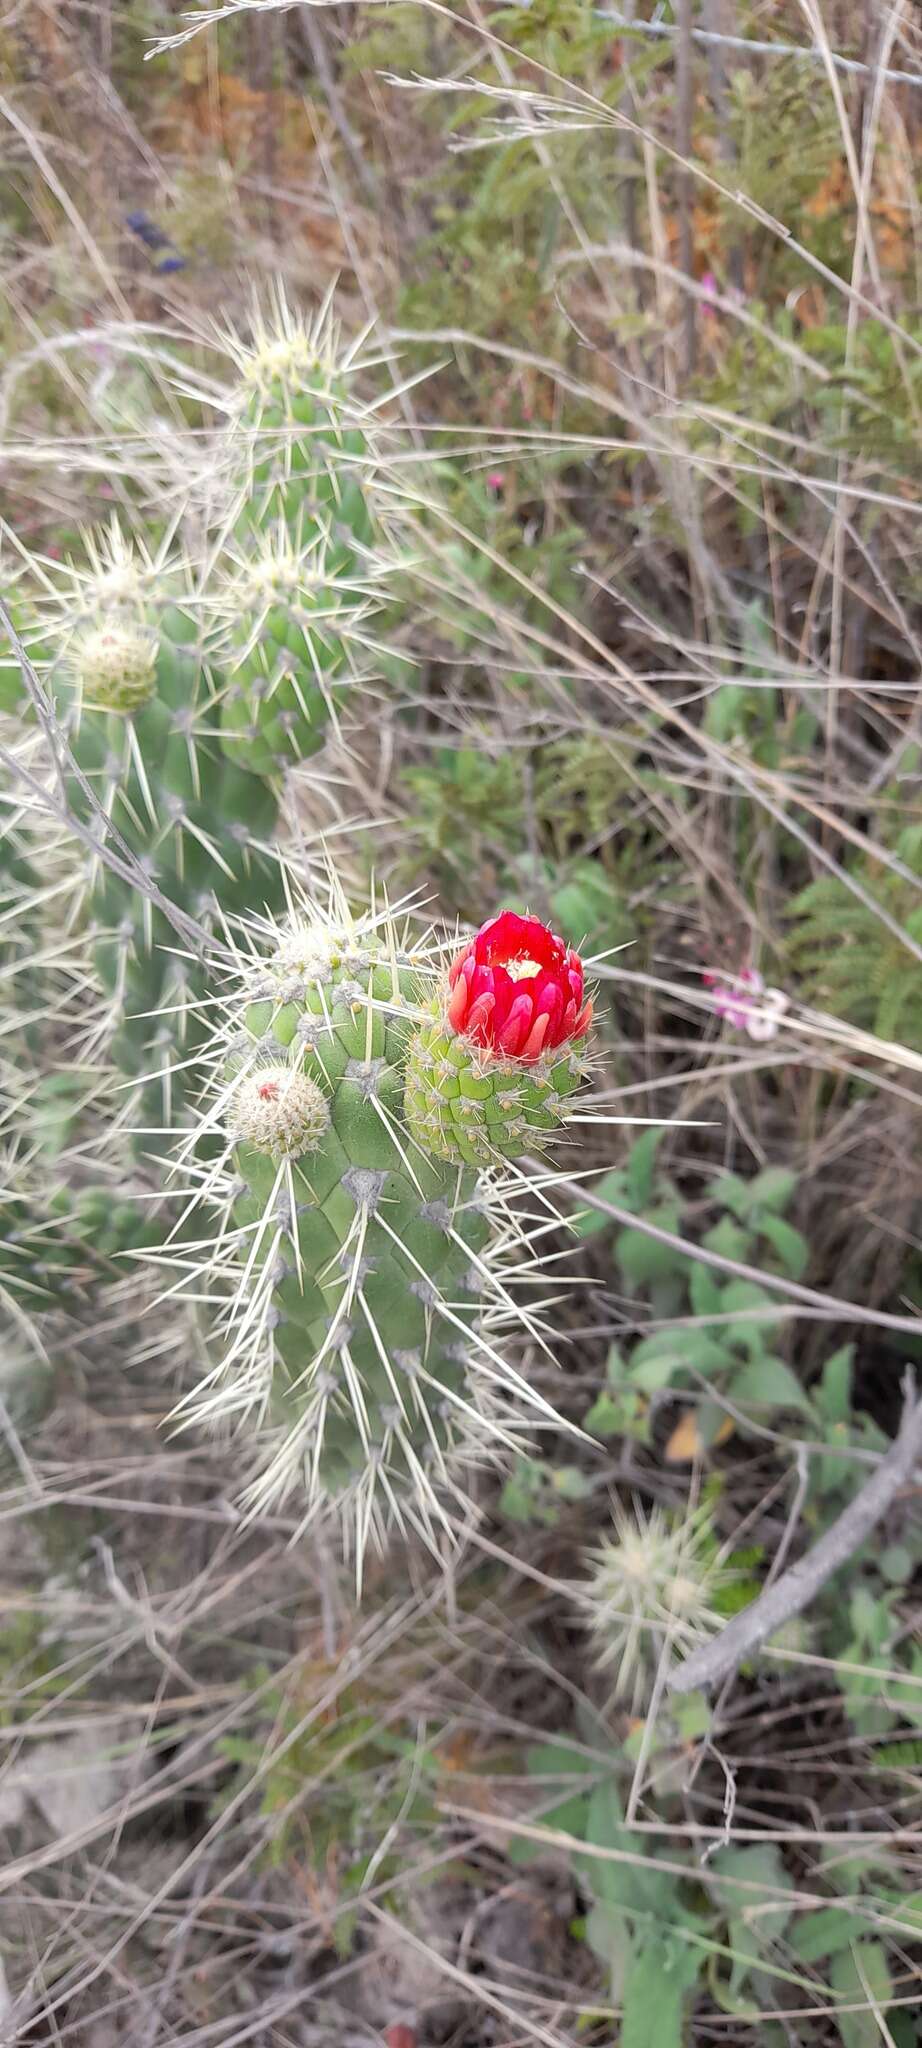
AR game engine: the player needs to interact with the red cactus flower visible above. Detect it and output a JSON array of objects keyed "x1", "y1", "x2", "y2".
[{"x1": 445, "y1": 910, "x2": 592, "y2": 1062}]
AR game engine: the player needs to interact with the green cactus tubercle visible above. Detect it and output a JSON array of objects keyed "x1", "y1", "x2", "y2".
[{"x1": 404, "y1": 1011, "x2": 586, "y2": 1167}]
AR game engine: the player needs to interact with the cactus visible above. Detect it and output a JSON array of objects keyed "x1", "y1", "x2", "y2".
[
  {"x1": 213, "y1": 291, "x2": 383, "y2": 777},
  {"x1": 577, "y1": 1503, "x2": 750, "y2": 1710},
  {"x1": 168, "y1": 882, "x2": 593, "y2": 1566},
  {"x1": 214, "y1": 524, "x2": 380, "y2": 780},
  {"x1": 0, "y1": 295, "x2": 603, "y2": 1568},
  {"x1": 0, "y1": 294, "x2": 393, "y2": 1136},
  {"x1": 218, "y1": 287, "x2": 376, "y2": 560},
  {"x1": 4, "y1": 527, "x2": 285, "y2": 1140}
]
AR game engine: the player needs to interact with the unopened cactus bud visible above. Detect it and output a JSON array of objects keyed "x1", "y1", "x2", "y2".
[
  {"x1": 69, "y1": 619, "x2": 158, "y2": 713},
  {"x1": 229, "y1": 1064, "x2": 331, "y2": 1161},
  {"x1": 404, "y1": 911, "x2": 593, "y2": 1166}
]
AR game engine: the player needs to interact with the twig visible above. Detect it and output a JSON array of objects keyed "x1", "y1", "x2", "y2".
[
  {"x1": 598, "y1": 10, "x2": 922, "y2": 87},
  {"x1": 668, "y1": 1378, "x2": 922, "y2": 1695},
  {"x1": 675, "y1": 0, "x2": 696, "y2": 377},
  {"x1": 297, "y1": 7, "x2": 380, "y2": 203},
  {"x1": 548, "y1": 1168, "x2": 922, "y2": 1337}
]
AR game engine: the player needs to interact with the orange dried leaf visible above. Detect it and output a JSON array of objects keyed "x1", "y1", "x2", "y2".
[{"x1": 665, "y1": 1408, "x2": 734, "y2": 1463}]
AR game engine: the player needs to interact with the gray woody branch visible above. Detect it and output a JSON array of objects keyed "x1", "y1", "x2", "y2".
[{"x1": 669, "y1": 1378, "x2": 922, "y2": 1695}]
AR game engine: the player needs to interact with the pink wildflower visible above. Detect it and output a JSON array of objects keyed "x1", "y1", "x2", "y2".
[
  {"x1": 700, "y1": 271, "x2": 719, "y2": 318},
  {"x1": 703, "y1": 967, "x2": 788, "y2": 1042}
]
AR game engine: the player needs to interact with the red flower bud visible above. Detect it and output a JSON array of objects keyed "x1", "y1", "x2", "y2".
[{"x1": 444, "y1": 910, "x2": 592, "y2": 1063}]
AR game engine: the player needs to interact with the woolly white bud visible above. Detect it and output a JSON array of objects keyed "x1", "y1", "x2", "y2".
[
  {"x1": 228, "y1": 1064, "x2": 331, "y2": 1161},
  {"x1": 70, "y1": 620, "x2": 158, "y2": 713}
]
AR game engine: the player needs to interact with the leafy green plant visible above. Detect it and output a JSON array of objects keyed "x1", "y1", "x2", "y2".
[
  {"x1": 516, "y1": 1712, "x2": 920, "y2": 2047},
  {"x1": 788, "y1": 814, "x2": 922, "y2": 1047},
  {"x1": 499, "y1": 1453, "x2": 592, "y2": 1526},
  {"x1": 578, "y1": 1134, "x2": 835, "y2": 1452}
]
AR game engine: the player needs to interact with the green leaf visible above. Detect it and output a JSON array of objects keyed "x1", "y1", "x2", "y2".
[
  {"x1": 629, "y1": 1327, "x2": 730, "y2": 1390},
  {"x1": 702, "y1": 1215, "x2": 753, "y2": 1264},
  {"x1": 717, "y1": 1280, "x2": 781, "y2": 1354},
  {"x1": 616, "y1": 1208, "x2": 686, "y2": 1288},
  {"x1": 749, "y1": 1167, "x2": 798, "y2": 1213},
  {"x1": 585, "y1": 1776, "x2": 625, "y2": 1849},
  {"x1": 706, "y1": 1171, "x2": 754, "y2": 1221},
  {"x1": 620, "y1": 1937, "x2": 701, "y2": 2048},
  {"x1": 527, "y1": 1740, "x2": 597, "y2": 1781},
  {"x1": 626, "y1": 1129, "x2": 665, "y2": 1210},
  {"x1": 690, "y1": 1264, "x2": 724, "y2": 1318},
  {"x1": 606, "y1": 1345, "x2": 628, "y2": 1384},
  {"x1": 879, "y1": 1543, "x2": 913, "y2": 1584},
  {"x1": 673, "y1": 1691, "x2": 711, "y2": 1741},
  {"x1": 551, "y1": 1465, "x2": 593, "y2": 1501},
  {"x1": 788, "y1": 1907, "x2": 870, "y2": 1964},
  {"x1": 731, "y1": 1356, "x2": 813, "y2": 1416},
  {"x1": 757, "y1": 1213, "x2": 809, "y2": 1280},
  {"x1": 829, "y1": 1943, "x2": 894, "y2": 2048},
  {"x1": 572, "y1": 1168, "x2": 628, "y2": 1237},
  {"x1": 816, "y1": 1344, "x2": 855, "y2": 1423},
  {"x1": 712, "y1": 1844, "x2": 794, "y2": 1998},
  {"x1": 584, "y1": 1900, "x2": 634, "y2": 1998},
  {"x1": 585, "y1": 1391, "x2": 629, "y2": 1437}
]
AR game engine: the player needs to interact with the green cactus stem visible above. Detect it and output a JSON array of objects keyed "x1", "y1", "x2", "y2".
[
  {"x1": 168, "y1": 883, "x2": 586, "y2": 1567},
  {"x1": 213, "y1": 293, "x2": 382, "y2": 777}
]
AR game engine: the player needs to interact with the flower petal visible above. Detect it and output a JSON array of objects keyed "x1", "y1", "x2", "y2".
[
  {"x1": 521, "y1": 1011, "x2": 551, "y2": 1060},
  {"x1": 497, "y1": 992, "x2": 534, "y2": 1055}
]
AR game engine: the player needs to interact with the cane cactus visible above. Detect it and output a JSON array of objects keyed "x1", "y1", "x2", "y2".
[
  {"x1": 169, "y1": 880, "x2": 593, "y2": 1565},
  {"x1": 0, "y1": 293, "x2": 392, "y2": 1144},
  {"x1": 213, "y1": 291, "x2": 384, "y2": 777},
  {"x1": 13, "y1": 530, "x2": 281, "y2": 1138}
]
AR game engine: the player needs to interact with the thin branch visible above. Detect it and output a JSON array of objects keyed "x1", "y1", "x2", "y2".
[
  {"x1": 675, "y1": 0, "x2": 697, "y2": 376},
  {"x1": 669, "y1": 1379, "x2": 922, "y2": 1695},
  {"x1": 549, "y1": 1170, "x2": 922, "y2": 1338},
  {"x1": 598, "y1": 9, "x2": 922, "y2": 87}
]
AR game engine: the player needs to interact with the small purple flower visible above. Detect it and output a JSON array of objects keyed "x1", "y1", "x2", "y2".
[
  {"x1": 703, "y1": 966, "x2": 788, "y2": 1041},
  {"x1": 700, "y1": 271, "x2": 719, "y2": 318}
]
